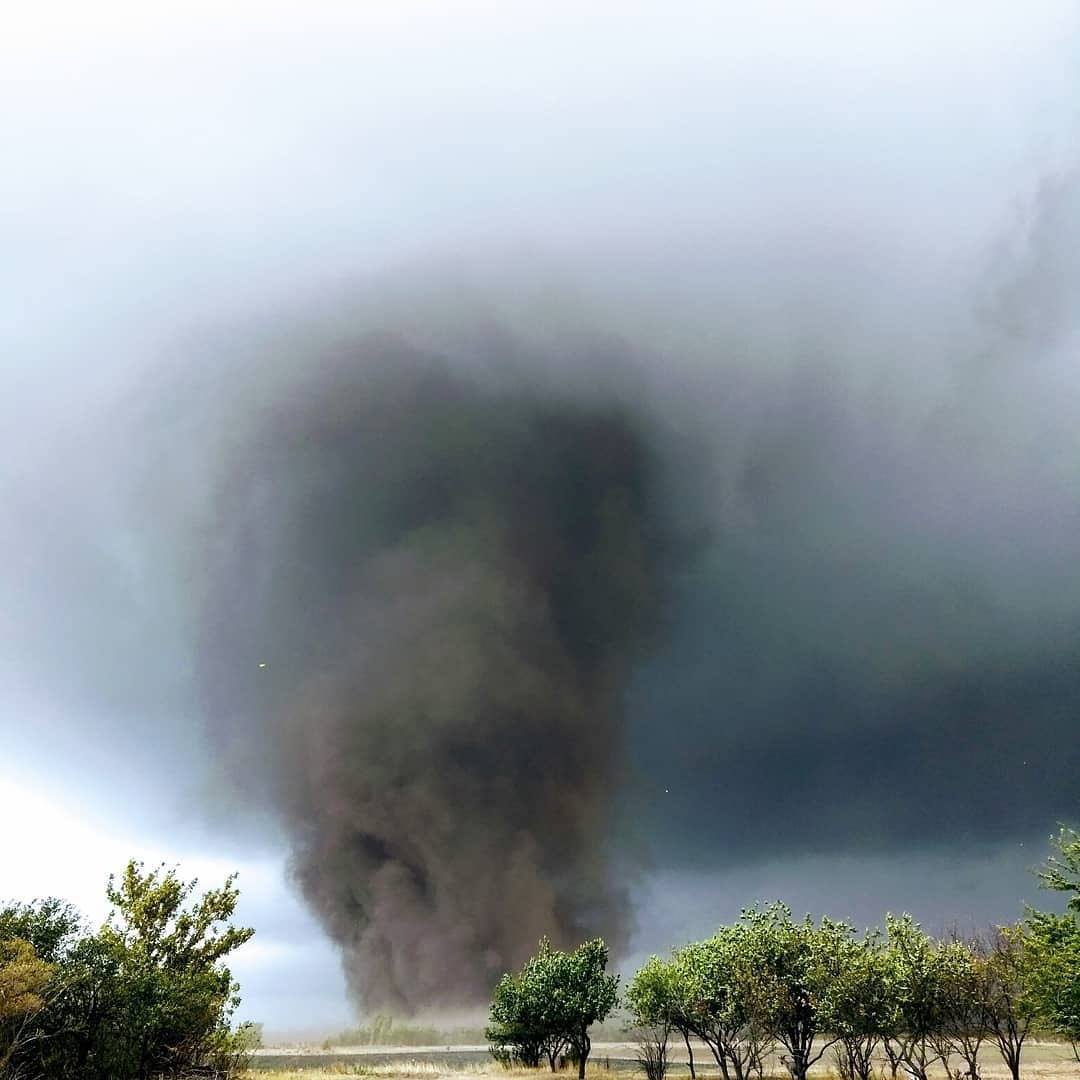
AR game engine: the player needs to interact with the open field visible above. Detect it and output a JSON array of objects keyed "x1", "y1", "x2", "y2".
[{"x1": 243, "y1": 1043, "x2": 1080, "y2": 1080}]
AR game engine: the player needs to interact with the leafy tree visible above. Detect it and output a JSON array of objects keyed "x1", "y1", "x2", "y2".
[
  {"x1": 626, "y1": 956, "x2": 697, "y2": 1077},
  {"x1": 673, "y1": 928, "x2": 771, "y2": 1080},
  {"x1": 626, "y1": 957, "x2": 672, "y2": 1080},
  {"x1": 882, "y1": 914, "x2": 947, "y2": 1080},
  {"x1": 0, "y1": 899, "x2": 83, "y2": 963},
  {"x1": 982, "y1": 925, "x2": 1037, "y2": 1080},
  {"x1": 0, "y1": 938, "x2": 53, "y2": 1073},
  {"x1": 0, "y1": 860, "x2": 254, "y2": 1080},
  {"x1": 1025, "y1": 910, "x2": 1080, "y2": 1062},
  {"x1": 547, "y1": 938, "x2": 620, "y2": 1079},
  {"x1": 487, "y1": 964, "x2": 557, "y2": 1069},
  {"x1": 487, "y1": 938, "x2": 618, "y2": 1078},
  {"x1": 1025, "y1": 827, "x2": 1080, "y2": 1060},
  {"x1": 1036, "y1": 827, "x2": 1080, "y2": 908},
  {"x1": 827, "y1": 931, "x2": 899, "y2": 1080},
  {"x1": 95, "y1": 860, "x2": 254, "y2": 1080},
  {"x1": 929, "y1": 937, "x2": 991, "y2": 1080},
  {"x1": 737, "y1": 903, "x2": 853, "y2": 1080}
]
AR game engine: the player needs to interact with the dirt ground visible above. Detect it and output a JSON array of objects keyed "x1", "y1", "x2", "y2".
[{"x1": 243, "y1": 1042, "x2": 1080, "y2": 1079}]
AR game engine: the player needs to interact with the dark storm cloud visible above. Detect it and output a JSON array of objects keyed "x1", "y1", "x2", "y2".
[{"x1": 623, "y1": 171, "x2": 1080, "y2": 863}]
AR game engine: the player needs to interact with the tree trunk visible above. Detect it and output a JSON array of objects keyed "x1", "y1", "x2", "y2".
[
  {"x1": 994, "y1": 1034, "x2": 1022, "y2": 1080},
  {"x1": 683, "y1": 1030, "x2": 696, "y2": 1079},
  {"x1": 713, "y1": 1044, "x2": 731, "y2": 1080},
  {"x1": 786, "y1": 1047, "x2": 809, "y2": 1080},
  {"x1": 578, "y1": 1029, "x2": 590, "y2": 1080},
  {"x1": 883, "y1": 1042, "x2": 902, "y2": 1080}
]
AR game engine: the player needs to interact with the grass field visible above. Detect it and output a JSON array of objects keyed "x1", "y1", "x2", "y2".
[{"x1": 242, "y1": 1043, "x2": 1080, "y2": 1080}]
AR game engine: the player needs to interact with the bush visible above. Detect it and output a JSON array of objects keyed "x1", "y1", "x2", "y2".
[{"x1": 0, "y1": 859, "x2": 255, "y2": 1080}]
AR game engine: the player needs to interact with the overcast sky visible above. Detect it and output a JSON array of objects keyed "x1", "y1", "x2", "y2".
[{"x1": 2, "y1": 1, "x2": 1079, "y2": 1035}]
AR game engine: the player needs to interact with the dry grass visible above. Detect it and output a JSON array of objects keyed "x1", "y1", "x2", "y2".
[
  {"x1": 243, "y1": 1064, "x2": 623, "y2": 1080},
  {"x1": 244, "y1": 1065, "x2": 585, "y2": 1080},
  {"x1": 242, "y1": 1046, "x2": 1080, "y2": 1080},
  {"x1": 243, "y1": 1045, "x2": 1080, "y2": 1080}
]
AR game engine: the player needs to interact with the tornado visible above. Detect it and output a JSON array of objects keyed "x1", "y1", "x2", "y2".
[{"x1": 197, "y1": 335, "x2": 671, "y2": 1011}]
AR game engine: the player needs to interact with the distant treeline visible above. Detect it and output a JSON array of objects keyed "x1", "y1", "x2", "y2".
[{"x1": 487, "y1": 829, "x2": 1080, "y2": 1080}]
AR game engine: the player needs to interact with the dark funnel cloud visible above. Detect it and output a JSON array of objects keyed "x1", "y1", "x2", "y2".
[{"x1": 194, "y1": 338, "x2": 670, "y2": 1010}]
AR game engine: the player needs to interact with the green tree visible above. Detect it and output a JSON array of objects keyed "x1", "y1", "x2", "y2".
[
  {"x1": 0, "y1": 860, "x2": 254, "y2": 1080},
  {"x1": 0, "y1": 898, "x2": 83, "y2": 963},
  {"x1": 627, "y1": 956, "x2": 697, "y2": 1078},
  {"x1": 882, "y1": 914, "x2": 947, "y2": 1080},
  {"x1": 1026, "y1": 825, "x2": 1080, "y2": 1060},
  {"x1": 1025, "y1": 910, "x2": 1080, "y2": 1062},
  {"x1": 1036, "y1": 827, "x2": 1080, "y2": 908},
  {"x1": 929, "y1": 937, "x2": 991, "y2": 1080},
  {"x1": 673, "y1": 927, "x2": 771, "y2": 1080},
  {"x1": 827, "y1": 930, "x2": 900, "y2": 1080},
  {"x1": 487, "y1": 962, "x2": 559, "y2": 1069},
  {"x1": 982, "y1": 925, "x2": 1037, "y2": 1080},
  {"x1": 0, "y1": 900, "x2": 91, "y2": 1077},
  {"x1": 486, "y1": 938, "x2": 618, "y2": 1078},
  {"x1": 551, "y1": 939, "x2": 619, "y2": 1079},
  {"x1": 737, "y1": 903, "x2": 852, "y2": 1080},
  {"x1": 97, "y1": 860, "x2": 254, "y2": 1080},
  {"x1": 0, "y1": 938, "x2": 53, "y2": 1074}
]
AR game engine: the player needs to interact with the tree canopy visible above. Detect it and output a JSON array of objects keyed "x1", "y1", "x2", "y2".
[
  {"x1": 0, "y1": 859, "x2": 255, "y2": 1080},
  {"x1": 487, "y1": 938, "x2": 618, "y2": 1079}
]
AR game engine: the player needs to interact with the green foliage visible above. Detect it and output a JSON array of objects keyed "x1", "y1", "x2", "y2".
[
  {"x1": 488, "y1": 965, "x2": 556, "y2": 1069},
  {"x1": 928, "y1": 937, "x2": 992, "y2": 1080},
  {"x1": 981, "y1": 925, "x2": 1038, "y2": 1080},
  {"x1": 0, "y1": 859, "x2": 255, "y2": 1080},
  {"x1": 734, "y1": 904, "x2": 854, "y2": 1080},
  {"x1": 1025, "y1": 827, "x2": 1080, "y2": 1061},
  {"x1": 487, "y1": 938, "x2": 618, "y2": 1077},
  {"x1": 826, "y1": 930, "x2": 899, "y2": 1080},
  {"x1": 1025, "y1": 911, "x2": 1080, "y2": 1059},
  {"x1": 1025, "y1": 824, "x2": 1080, "y2": 1064},
  {"x1": 0, "y1": 938, "x2": 54, "y2": 1072},
  {"x1": 1037, "y1": 827, "x2": 1080, "y2": 912},
  {"x1": 632, "y1": 905, "x2": 860, "y2": 1080},
  {"x1": 626, "y1": 957, "x2": 694, "y2": 1077},
  {"x1": 620, "y1": 847, "x2": 1080, "y2": 1080},
  {"x1": 671, "y1": 924, "x2": 771, "y2": 1080},
  {"x1": 626, "y1": 956, "x2": 680, "y2": 1030},
  {"x1": 0, "y1": 898, "x2": 83, "y2": 963},
  {"x1": 880, "y1": 914, "x2": 951, "y2": 1080}
]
